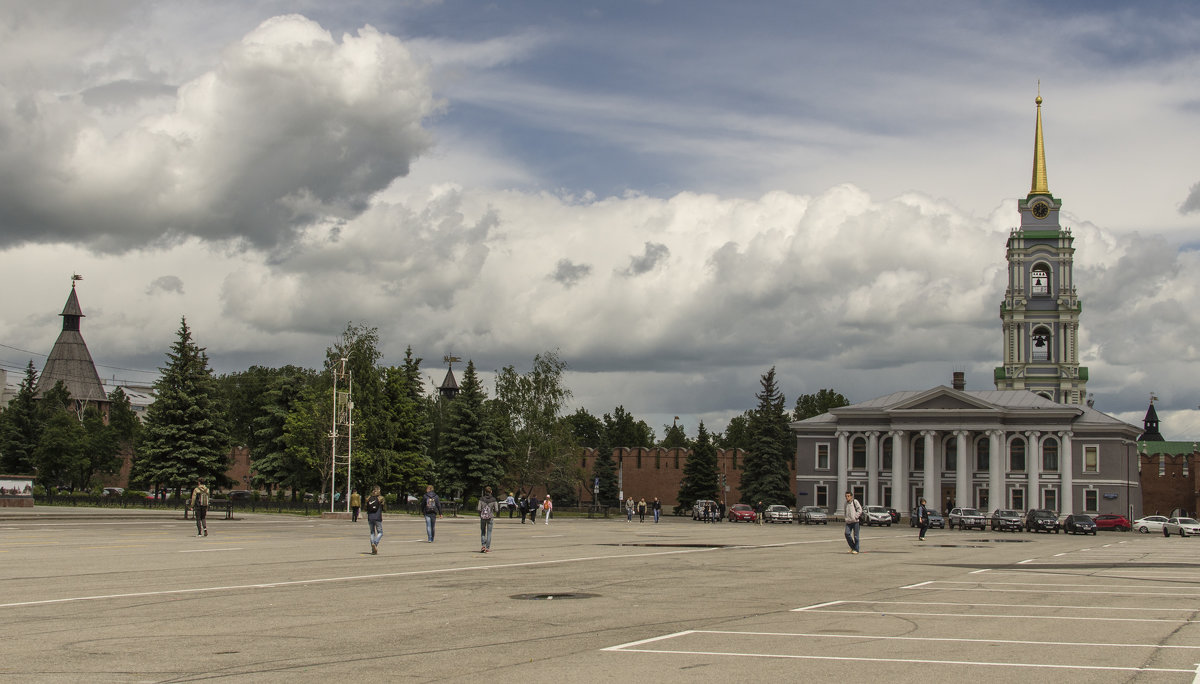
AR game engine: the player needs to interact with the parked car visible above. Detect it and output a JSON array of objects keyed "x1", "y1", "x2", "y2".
[
  {"x1": 228, "y1": 490, "x2": 252, "y2": 502},
  {"x1": 102, "y1": 487, "x2": 125, "y2": 497},
  {"x1": 798, "y1": 505, "x2": 828, "y2": 524},
  {"x1": 1133, "y1": 515, "x2": 1169, "y2": 534},
  {"x1": 728, "y1": 503, "x2": 756, "y2": 522},
  {"x1": 910, "y1": 508, "x2": 945, "y2": 528},
  {"x1": 1025, "y1": 509, "x2": 1060, "y2": 533},
  {"x1": 863, "y1": 505, "x2": 892, "y2": 526},
  {"x1": 990, "y1": 509, "x2": 1023, "y2": 531},
  {"x1": 692, "y1": 499, "x2": 718, "y2": 520},
  {"x1": 763, "y1": 504, "x2": 794, "y2": 523},
  {"x1": 1162, "y1": 517, "x2": 1200, "y2": 537},
  {"x1": 1092, "y1": 514, "x2": 1131, "y2": 532},
  {"x1": 886, "y1": 508, "x2": 901, "y2": 524},
  {"x1": 947, "y1": 507, "x2": 987, "y2": 530},
  {"x1": 1062, "y1": 514, "x2": 1097, "y2": 535}
]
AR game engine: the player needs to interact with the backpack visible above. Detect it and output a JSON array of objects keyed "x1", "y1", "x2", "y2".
[
  {"x1": 365, "y1": 496, "x2": 380, "y2": 514},
  {"x1": 480, "y1": 501, "x2": 494, "y2": 520}
]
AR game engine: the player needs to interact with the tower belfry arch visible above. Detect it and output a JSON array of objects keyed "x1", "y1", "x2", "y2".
[{"x1": 329, "y1": 358, "x2": 353, "y2": 513}]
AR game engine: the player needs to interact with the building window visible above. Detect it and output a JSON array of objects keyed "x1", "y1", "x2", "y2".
[
  {"x1": 881, "y1": 440, "x2": 893, "y2": 471},
  {"x1": 883, "y1": 486, "x2": 892, "y2": 507},
  {"x1": 913, "y1": 439, "x2": 925, "y2": 471},
  {"x1": 816, "y1": 485, "x2": 828, "y2": 508},
  {"x1": 976, "y1": 438, "x2": 990, "y2": 472},
  {"x1": 1010, "y1": 488, "x2": 1024, "y2": 511},
  {"x1": 816, "y1": 443, "x2": 830, "y2": 470},
  {"x1": 852, "y1": 485, "x2": 865, "y2": 502},
  {"x1": 1031, "y1": 326, "x2": 1052, "y2": 361},
  {"x1": 1031, "y1": 265, "x2": 1050, "y2": 295},
  {"x1": 1043, "y1": 488, "x2": 1057, "y2": 512},
  {"x1": 914, "y1": 487, "x2": 924, "y2": 506},
  {"x1": 851, "y1": 438, "x2": 866, "y2": 470},
  {"x1": 1083, "y1": 445, "x2": 1099, "y2": 473},
  {"x1": 1084, "y1": 489, "x2": 1098, "y2": 512},
  {"x1": 1010, "y1": 438, "x2": 1026, "y2": 472},
  {"x1": 944, "y1": 438, "x2": 957, "y2": 471},
  {"x1": 979, "y1": 487, "x2": 989, "y2": 511},
  {"x1": 1160, "y1": 454, "x2": 1166, "y2": 476},
  {"x1": 1042, "y1": 438, "x2": 1058, "y2": 472}
]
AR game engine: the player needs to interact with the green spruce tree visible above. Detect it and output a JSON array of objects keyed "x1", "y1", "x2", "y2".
[
  {"x1": 130, "y1": 318, "x2": 230, "y2": 496},
  {"x1": 739, "y1": 367, "x2": 794, "y2": 506},
  {"x1": 440, "y1": 361, "x2": 505, "y2": 498},
  {"x1": 0, "y1": 361, "x2": 41, "y2": 474}
]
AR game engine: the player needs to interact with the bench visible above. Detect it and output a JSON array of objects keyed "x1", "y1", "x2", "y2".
[{"x1": 185, "y1": 499, "x2": 233, "y2": 520}]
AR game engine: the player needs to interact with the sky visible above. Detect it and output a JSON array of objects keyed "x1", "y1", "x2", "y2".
[{"x1": 2, "y1": 0, "x2": 1200, "y2": 441}]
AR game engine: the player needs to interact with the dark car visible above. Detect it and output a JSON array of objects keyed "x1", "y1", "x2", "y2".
[
  {"x1": 728, "y1": 503, "x2": 756, "y2": 522},
  {"x1": 887, "y1": 508, "x2": 901, "y2": 524},
  {"x1": 1092, "y1": 514, "x2": 1131, "y2": 532},
  {"x1": 990, "y1": 509, "x2": 1023, "y2": 531},
  {"x1": 910, "y1": 508, "x2": 945, "y2": 529},
  {"x1": 1062, "y1": 514, "x2": 1097, "y2": 535},
  {"x1": 1025, "y1": 508, "x2": 1060, "y2": 533},
  {"x1": 229, "y1": 490, "x2": 253, "y2": 502}
]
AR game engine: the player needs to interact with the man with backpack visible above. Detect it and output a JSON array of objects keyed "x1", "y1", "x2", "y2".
[
  {"x1": 365, "y1": 486, "x2": 385, "y2": 555},
  {"x1": 478, "y1": 487, "x2": 499, "y2": 553},
  {"x1": 844, "y1": 491, "x2": 863, "y2": 554},
  {"x1": 421, "y1": 484, "x2": 442, "y2": 542}
]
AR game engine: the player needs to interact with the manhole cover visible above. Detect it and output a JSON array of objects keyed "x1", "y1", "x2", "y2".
[{"x1": 511, "y1": 593, "x2": 598, "y2": 601}]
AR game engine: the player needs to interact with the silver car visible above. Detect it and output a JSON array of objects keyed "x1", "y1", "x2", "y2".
[
  {"x1": 798, "y1": 506, "x2": 828, "y2": 524},
  {"x1": 763, "y1": 505, "x2": 794, "y2": 523},
  {"x1": 1133, "y1": 515, "x2": 1169, "y2": 534},
  {"x1": 948, "y1": 507, "x2": 987, "y2": 530},
  {"x1": 864, "y1": 505, "x2": 892, "y2": 526}
]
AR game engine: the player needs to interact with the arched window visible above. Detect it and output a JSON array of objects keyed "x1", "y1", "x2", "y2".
[
  {"x1": 1031, "y1": 265, "x2": 1050, "y2": 296},
  {"x1": 1042, "y1": 437, "x2": 1059, "y2": 472},
  {"x1": 976, "y1": 438, "x2": 990, "y2": 471},
  {"x1": 1010, "y1": 438, "x2": 1026, "y2": 472},
  {"x1": 851, "y1": 437, "x2": 866, "y2": 470},
  {"x1": 1031, "y1": 326, "x2": 1052, "y2": 362}
]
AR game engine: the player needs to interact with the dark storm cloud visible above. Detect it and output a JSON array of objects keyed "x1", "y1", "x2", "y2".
[
  {"x1": 551, "y1": 259, "x2": 592, "y2": 288},
  {"x1": 623, "y1": 241, "x2": 669, "y2": 276}
]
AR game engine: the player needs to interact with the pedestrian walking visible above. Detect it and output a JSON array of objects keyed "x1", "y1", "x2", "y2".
[
  {"x1": 756, "y1": 501, "x2": 765, "y2": 525},
  {"x1": 421, "y1": 484, "x2": 442, "y2": 542},
  {"x1": 479, "y1": 487, "x2": 499, "y2": 553},
  {"x1": 637, "y1": 498, "x2": 647, "y2": 523},
  {"x1": 518, "y1": 496, "x2": 528, "y2": 524},
  {"x1": 652, "y1": 497, "x2": 661, "y2": 523},
  {"x1": 917, "y1": 497, "x2": 930, "y2": 541},
  {"x1": 365, "y1": 486, "x2": 385, "y2": 554},
  {"x1": 189, "y1": 477, "x2": 209, "y2": 537},
  {"x1": 504, "y1": 492, "x2": 516, "y2": 518},
  {"x1": 625, "y1": 497, "x2": 634, "y2": 522},
  {"x1": 542, "y1": 495, "x2": 553, "y2": 524},
  {"x1": 844, "y1": 491, "x2": 863, "y2": 554},
  {"x1": 530, "y1": 495, "x2": 539, "y2": 524},
  {"x1": 350, "y1": 489, "x2": 361, "y2": 522}
]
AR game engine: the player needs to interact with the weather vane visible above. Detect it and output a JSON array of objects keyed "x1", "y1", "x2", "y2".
[
  {"x1": 443, "y1": 354, "x2": 461, "y2": 370},
  {"x1": 72, "y1": 273, "x2": 83, "y2": 288}
]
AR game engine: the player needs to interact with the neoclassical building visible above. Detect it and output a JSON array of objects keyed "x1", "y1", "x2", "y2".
[{"x1": 790, "y1": 96, "x2": 1141, "y2": 518}]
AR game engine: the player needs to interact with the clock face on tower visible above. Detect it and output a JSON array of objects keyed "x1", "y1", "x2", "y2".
[{"x1": 1031, "y1": 200, "x2": 1050, "y2": 219}]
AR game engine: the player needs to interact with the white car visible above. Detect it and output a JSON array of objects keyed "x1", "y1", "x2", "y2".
[
  {"x1": 863, "y1": 505, "x2": 892, "y2": 526},
  {"x1": 1163, "y1": 517, "x2": 1200, "y2": 537},
  {"x1": 1134, "y1": 515, "x2": 1169, "y2": 534}
]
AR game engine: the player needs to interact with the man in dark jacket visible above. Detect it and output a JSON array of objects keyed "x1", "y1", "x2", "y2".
[
  {"x1": 365, "y1": 486, "x2": 385, "y2": 554},
  {"x1": 478, "y1": 487, "x2": 499, "y2": 553},
  {"x1": 421, "y1": 485, "x2": 442, "y2": 542}
]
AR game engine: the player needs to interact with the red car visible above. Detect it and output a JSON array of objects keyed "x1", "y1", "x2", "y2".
[
  {"x1": 1092, "y1": 514, "x2": 1131, "y2": 532},
  {"x1": 728, "y1": 504, "x2": 756, "y2": 522}
]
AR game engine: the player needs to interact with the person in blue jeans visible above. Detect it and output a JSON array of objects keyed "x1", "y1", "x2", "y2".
[
  {"x1": 844, "y1": 491, "x2": 862, "y2": 554},
  {"x1": 652, "y1": 497, "x2": 661, "y2": 523},
  {"x1": 365, "y1": 486, "x2": 385, "y2": 555},
  {"x1": 421, "y1": 484, "x2": 442, "y2": 542},
  {"x1": 478, "y1": 486, "x2": 498, "y2": 553}
]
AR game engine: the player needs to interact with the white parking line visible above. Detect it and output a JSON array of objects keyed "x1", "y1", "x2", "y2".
[
  {"x1": 902, "y1": 586, "x2": 1195, "y2": 598},
  {"x1": 663, "y1": 630, "x2": 1200, "y2": 650},
  {"x1": 178, "y1": 548, "x2": 243, "y2": 553}
]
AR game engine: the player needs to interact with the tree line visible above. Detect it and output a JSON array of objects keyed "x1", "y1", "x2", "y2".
[{"x1": 0, "y1": 318, "x2": 848, "y2": 507}]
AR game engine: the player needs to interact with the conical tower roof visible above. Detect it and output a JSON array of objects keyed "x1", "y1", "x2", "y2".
[
  {"x1": 37, "y1": 284, "x2": 108, "y2": 408},
  {"x1": 1029, "y1": 92, "x2": 1049, "y2": 197}
]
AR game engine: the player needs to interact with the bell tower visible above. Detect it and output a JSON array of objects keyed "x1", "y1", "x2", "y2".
[{"x1": 994, "y1": 93, "x2": 1088, "y2": 404}]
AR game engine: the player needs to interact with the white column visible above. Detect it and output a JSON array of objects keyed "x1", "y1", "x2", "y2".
[
  {"x1": 890, "y1": 431, "x2": 906, "y2": 514},
  {"x1": 1059, "y1": 431, "x2": 1074, "y2": 515},
  {"x1": 955, "y1": 430, "x2": 969, "y2": 508},
  {"x1": 866, "y1": 431, "x2": 879, "y2": 505},
  {"x1": 1027, "y1": 431, "x2": 1042, "y2": 509},
  {"x1": 836, "y1": 431, "x2": 849, "y2": 503},
  {"x1": 988, "y1": 430, "x2": 1003, "y2": 512},
  {"x1": 923, "y1": 430, "x2": 937, "y2": 511}
]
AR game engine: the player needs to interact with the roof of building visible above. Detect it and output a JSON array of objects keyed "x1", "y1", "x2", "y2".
[
  {"x1": 36, "y1": 287, "x2": 108, "y2": 406},
  {"x1": 1137, "y1": 441, "x2": 1195, "y2": 456}
]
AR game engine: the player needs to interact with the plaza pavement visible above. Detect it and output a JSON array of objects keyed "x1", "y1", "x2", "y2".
[{"x1": 1, "y1": 508, "x2": 1198, "y2": 683}]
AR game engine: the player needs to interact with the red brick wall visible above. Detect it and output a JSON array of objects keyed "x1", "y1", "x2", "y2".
[
  {"x1": 1139, "y1": 452, "x2": 1198, "y2": 517},
  {"x1": 578, "y1": 447, "x2": 752, "y2": 511}
]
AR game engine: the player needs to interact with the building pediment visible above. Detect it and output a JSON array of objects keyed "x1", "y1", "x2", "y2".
[{"x1": 886, "y1": 386, "x2": 1001, "y2": 412}]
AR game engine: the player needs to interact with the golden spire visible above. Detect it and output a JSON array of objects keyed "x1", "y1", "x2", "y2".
[{"x1": 1029, "y1": 86, "x2": 1049, "y2": 196}]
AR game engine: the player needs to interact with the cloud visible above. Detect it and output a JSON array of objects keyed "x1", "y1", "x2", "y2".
[
  {"x1": 1181, "y1": 181, "x2": 1200, "y2": 214},
  {"x1": 623, "y1": 241, "x2": 669, "y2": 276},
  {"x1": 146, "y1": 275, "x2": 184, "y2": 295},
  {"x1": 551, "y1": 259, "x2": 592, "y2": 288},
  {"x1": 0, "y1": 14, "x2": 436, "y2": 252}
]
